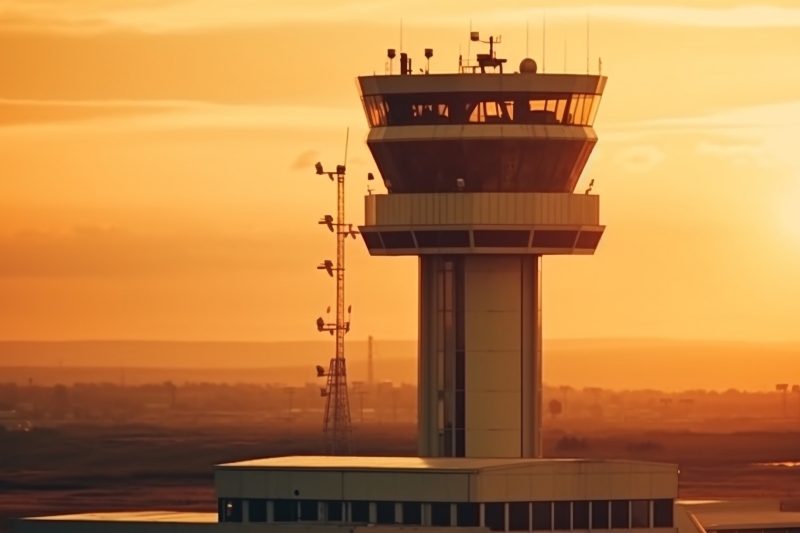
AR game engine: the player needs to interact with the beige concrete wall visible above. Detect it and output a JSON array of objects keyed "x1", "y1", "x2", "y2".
[
  {"x1": 464, "y1": 256, "x2": 523, "y2": 457},
  {"x1": 365, "y1": 193, "x2": 599, "y2": 227}
]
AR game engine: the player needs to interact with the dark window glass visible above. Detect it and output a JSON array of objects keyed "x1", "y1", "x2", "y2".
[
  {"x1": 591, "y1": 501, "x2": 609, "y2": 529},
  {"x1": 300, "y1": 500, "x2": 318, "y2": 521},
  {"x1": 653, "y1": 500, "x2": 673, "y2": 528},
  {"x1": 631, "y1": 500, "x2": 649, "y2": 528},
  {"x1": 414, "y1": 230, "x2": 470, "y2": 248},
  {"x1": 533, "y1": 502, "x2": 552, "y2": 530},
  {"x1": 220, "y1": 499, "x2": 242, "y2": 523},
  {"x1": 509, "y1": 502, "x2": 530, "y2": 531},
  {"x1": 381, "y1": 231, "x2": 415, "y2": 249},
  {"x1": 327, "y1": 501, "x2": 343, "y2": 522},
  {"x1": 573, "y1": 501, "x2": 590, "y2": 529},
  {"x1": 554, "y1": 502, "x2": 570, "y2": 530},
  {"x1": 611, "y1": 501, "x2": 630, "y2": 529},
  {"x1": 431, "y1": 503, "x2": 451, "y2": 526},
  {"x1": 351, "y1": 501, "x2": 370, "y2": 523},
  {"x1": 248, "y1": 499, "x2": 267, "y2": 522},
  {"x1": 217, "y1": 499, "x2": 225, "y2": 522},
  {"x1": 531, "y1": 230, "x2": 578, "y2": 248},
  {"x1": 274, "y1": 500, "x2": 296, "y2": 522},
  {"x1": 403, "y1": 502, "x2": 422, "y2": 525},
  {"x1": 457, "y1": 503, "x2": 480, "y2": 527},
  {"x1": 455, "y1": 428, "x2": 466, "y2": 457},
  {"x1": 485, "y1": 503, "x2": 505, "y2": 532},
  {"x1": 473, "y1": 230, "x2": 531, "y2": 247},
  {"x1": 455, "y1": 391, "x2": 465, "y2": 428},
  {"x1": 376, "y1": 502, "x2": 395, "y2": 524},
  {"x1": 575, "y1": 231, "x2": 603, "y2": 249},
  {"x1": 361, "y1": 232, "x2": 384, "y2": 249}
]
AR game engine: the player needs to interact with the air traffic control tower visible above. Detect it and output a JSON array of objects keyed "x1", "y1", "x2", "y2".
[{"x1": 357, "y1": 37, "x2": 607, "y2": 459}]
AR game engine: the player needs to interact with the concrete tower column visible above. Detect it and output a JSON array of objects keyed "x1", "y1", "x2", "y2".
[{"x1": 418, "y1": 255, "x2": 542, "y2": 458}]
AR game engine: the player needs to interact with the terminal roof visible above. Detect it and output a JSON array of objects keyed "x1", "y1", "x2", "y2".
[{"x1": 216, "y1": 455, "x2": 674, "y2": 472}]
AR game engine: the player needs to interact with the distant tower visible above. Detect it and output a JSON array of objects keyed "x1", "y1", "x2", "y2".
[
  {"x1": 368, "y1": 335, "x2": 374, "y2": 386},
  {"x1": 357, "y1": 37, "x2": 607, "y2": 458},
  {"x1": 314, "y1": 158, "x2": 359, "y2": 455}
]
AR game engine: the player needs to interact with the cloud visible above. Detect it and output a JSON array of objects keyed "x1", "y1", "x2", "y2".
[
  {"x1": 613, "y1": 145, "x2": 665, "y2": 173},
  {"x1": 0, "y1": 225, "x2": 315, "y2": 278},
  {"x1": 290, "y1": 149, "x2": 320, "y2": 170},
  {"x1": 5, "y1": 2, "x2": 800, "y2": 34},
  {"x1": 0, "y1": 99, "x2": 364, "y2": 134}
]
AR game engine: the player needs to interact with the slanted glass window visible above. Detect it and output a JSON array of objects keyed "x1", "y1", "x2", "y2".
[
  {"x1": 376, "y1": 502, "x2": 395, "y2": 524},
  {"x1": 248, "y1": 499, "x2": 267, "y2": 522},
  {"x1": 431, "y1": 503, "x2": 451, "y2": 526},
  {"x1": 300, "y1": 500, "x2": 318, "y2": 521},
  {"x1": 533, "y1": 502, "x2": 552, "y2": 531},
  {"x1": 631, "y1": 501, "x2": 649, "y2": 528},
  {"x1": 327, "y1": 501, "x2": 343, "y2": 522},
  {"x1": 554, "y1": 502, "x2": 571, "y2": 530},
  {"x1": 653, "y1": 500, "x2": 674, "y2": 528},
  {"x1": 219, "y1": 498, "x2": 243, "y2": 523},
  {"x1": 457, "y1": 503, "x2": 480, "y2": 527},
  {"x1": 403, "y1": 502, "x2": 422, "y2": 525},
  {"x1": 611, "y1": 501, "x2": 630, "y2": 529},
  {"x1": 572, "y1": 501, "x2": 590, "y2": 529},
  {"x1": 274, "y1": 500, "x2": 296, "y2": 522},
  {"x1": 509, "y1": 502, "x2": 530, "y2": 531},
  {"x1": 351, "y1": 501, "x2": 370, "y2": 523},
  {"x1": 591, "y1": 501, "x2": 609, "y2": 529},
  {"x1": 485, "y1": 503, "x2": 505, "y2": 532}
]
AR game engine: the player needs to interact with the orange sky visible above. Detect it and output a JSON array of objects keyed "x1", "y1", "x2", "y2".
[{"x1": 1, "y1": 0, "x2": 799, "y2": 343}]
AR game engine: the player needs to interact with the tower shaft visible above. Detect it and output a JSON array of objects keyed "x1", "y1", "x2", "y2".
[{"x1": 417, "y1": 255, "x2": 542, "y2": 458}]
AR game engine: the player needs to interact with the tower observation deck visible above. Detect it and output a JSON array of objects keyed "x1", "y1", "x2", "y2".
[{"x1": 357, "y1": 39, "x2": 607, "y2": 459}]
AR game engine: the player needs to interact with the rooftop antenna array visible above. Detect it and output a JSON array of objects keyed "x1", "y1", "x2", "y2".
[
  {"x1": 542, "y1": 9, "x2": 546, "y2": 73},
  {"x1": 313, "y1": 128, "x2": 359, "y2": 455}
]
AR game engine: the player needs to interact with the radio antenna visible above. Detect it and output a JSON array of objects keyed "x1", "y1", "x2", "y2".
[
  {"x1": 564, "y1": 39, "x2": 567, "y2": 73},
  {"x1": 586, "y1": 11, "x2": 590, "y2": 74},
  {"x1": 542, "y1": 9, "x2": 546, "y2": 73},
  {"x1": 400, "y1": 19, "x2": 403, "y2": 52},
  {"x1": 526, "y1": 20, "x2": 530, "y2": 57},
  {"x1": 343, "y1": 127, "x2": 350, "y2": 168}
]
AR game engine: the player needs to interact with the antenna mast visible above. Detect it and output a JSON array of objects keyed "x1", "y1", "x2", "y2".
[{"x1": 314, "y1": 129, "x2": 356, "y2": 455}]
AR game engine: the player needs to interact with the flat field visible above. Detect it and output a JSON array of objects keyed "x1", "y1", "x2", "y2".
[{"x1": 2, "y1": 422, "x2": 800, "y2": 532}]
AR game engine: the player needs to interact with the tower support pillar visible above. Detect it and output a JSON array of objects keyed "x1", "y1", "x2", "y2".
[{"x1": 418, "y1": 254, "x2": 543, "y2": 458}]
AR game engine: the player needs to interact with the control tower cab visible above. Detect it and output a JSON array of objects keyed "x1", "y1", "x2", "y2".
[{"x1": 357, "y1": 35, "x2": 607, "y2": 459}]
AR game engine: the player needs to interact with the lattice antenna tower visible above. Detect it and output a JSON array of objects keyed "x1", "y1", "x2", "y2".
[{"x1": 313, "y1": 129, "x2": 358, "y2": 455}]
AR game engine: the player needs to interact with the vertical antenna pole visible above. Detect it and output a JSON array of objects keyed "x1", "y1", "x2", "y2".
[
  {"x1": 542, "y1": 9, "x2": 546, "y2": 73},
  {"x1": 586, "y1": 12, "x2": 590, "y2": 74},
  {"x1": 468, "y1": 19, "x2": 472, "y2": 66},
  {"x1": 526, "y1": 20, "x2": 530, "y2": 57},
  {"x1": 564, "y1": 39, "x2": 567, "y2": 73},
  {"x1": 343, "y1": 127, "x2": 350, "y2": 168},
  {"x1": 400, "y1": 19, "x2": 403, "y2": 53}
]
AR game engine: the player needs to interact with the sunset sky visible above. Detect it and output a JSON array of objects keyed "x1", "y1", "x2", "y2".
[{"x1": 1, "y1": 0, "x2": 799, "y2": 343}]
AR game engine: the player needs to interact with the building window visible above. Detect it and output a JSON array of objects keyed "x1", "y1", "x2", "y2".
[
  {"x1": 509, "y1": 502, "x2": 530, "y2": 531},
  {"x1": 485, "y1": 503, "x2": 505, "y2": 532},
  {"x1": 554, "y1": 502, "x2": 570, "y2": 530},
  {"x1": 631, "y1": 501, "x2": 650, "y2": 528},
  {"x1": 274, "y1": 500, "x2": 296, "y2": 522},
  {"x1": 431, "y1": 503, "x2": 451, "y2": 526},
  {"x1": 377, "y1": 502, "x2": 395, "y2": 524},
  {"x1": 458, "y1": 503, "x2": 480, "y2": 527},
  {"x1": 299, "y1": 500, "x2": 318, "y2": 521},
  {"x1": 351, "y1": 502, "x2": 370, "y2": 523},
  {"x1": 327, "y1": 501, "x2": 343, "y2": 522},
  {"x1": 611, "y1": 501, "x2": 630, "y2": 529},
  {"x1": 218, "y1": 498, "x2": 243, "y2": 523},
  {"x1": 573, "y1": 501, "x2": 589, "y2": 529},
  {"x1": 533, "y1": 502, "x2": 552, "y2": 531},
  {"x1": 591, "y1": 501, "x2": 609, "y2": 529},
  {"x1": 653, "y1": 500, "x2": 673, "y2": 528},
  {"x1": 403, "y1": 502, "x2": 422, "y2": 525},
  {"x1": 248, "y1": 499, "x2": 267, "y2": 522}
]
